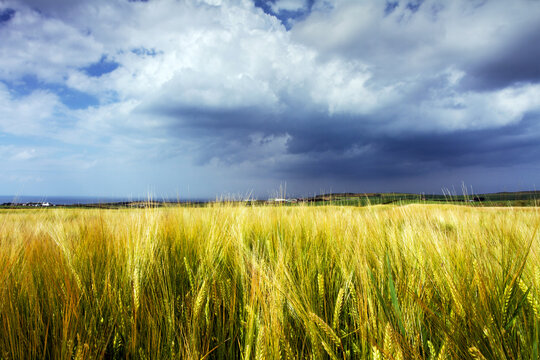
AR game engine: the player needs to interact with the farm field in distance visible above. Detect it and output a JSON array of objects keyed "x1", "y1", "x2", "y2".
[{"x1": 0, "y1": 204, "x2": 538, "y2": 359}]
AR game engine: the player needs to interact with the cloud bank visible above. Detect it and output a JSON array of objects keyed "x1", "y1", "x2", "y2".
[{"x1": 1, "y1": 0, "x2": 539, "y2": 196}]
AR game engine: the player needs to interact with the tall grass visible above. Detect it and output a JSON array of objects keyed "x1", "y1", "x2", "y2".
[{"x1": 0, "y1": 204, "x2": 538, "y2": 359}]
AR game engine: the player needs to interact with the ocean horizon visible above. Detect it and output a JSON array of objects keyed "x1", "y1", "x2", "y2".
[{"x1": 0, "y1": 195, "x2": 211, "y2": 205}]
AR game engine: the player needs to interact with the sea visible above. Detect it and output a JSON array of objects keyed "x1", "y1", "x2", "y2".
[{"x1": 0, "y1": 195, "x2": 209, "y2": 206}]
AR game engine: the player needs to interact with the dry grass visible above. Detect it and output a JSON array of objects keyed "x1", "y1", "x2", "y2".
[{"x1": 0, "y1": 204, "x2": 538, "y2": 359}]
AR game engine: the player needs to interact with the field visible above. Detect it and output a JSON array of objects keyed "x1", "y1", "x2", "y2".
[{"x1": 0, "y1": 205, "x2": 538, "y2": 359}]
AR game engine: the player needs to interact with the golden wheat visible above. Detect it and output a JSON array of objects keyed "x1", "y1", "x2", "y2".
[{"x1": 0, "y1": 204, "x2": 537, "y2": 359}]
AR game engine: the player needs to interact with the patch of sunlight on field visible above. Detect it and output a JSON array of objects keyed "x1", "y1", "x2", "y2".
[{"x1": 0, "y1": 204, "x2": 538, "y2": 359}]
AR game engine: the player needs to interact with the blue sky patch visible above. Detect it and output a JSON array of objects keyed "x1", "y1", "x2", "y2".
[
  {"x1": 406, "y1": 0, "x2": 425, "y2": 12},
  {"x1": 82, "y1": 56, "x2": 119, "y2": 77},
  {"x1": 253, "y1": 0, "x2": 315, "y2": 29},
  {"x1": 0, "y1": 8, "x2": 15, "y2": 23},
  {"x1": 385, "y1": 1, "x2": 399, "y2": 15},
  {"x1": 5, "y1": 76, "x2": 99, "y2": 110},
  {"x1": 132, "y1": 47, "x2": 159, "y2": 57},
  {"x1": 58, "y1": 87, "x2": 100, "y2": 110}
]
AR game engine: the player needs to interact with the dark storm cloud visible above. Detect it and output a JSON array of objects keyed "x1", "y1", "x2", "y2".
[
  {"x1": 285, "y1": 119, "x2": 364, "y2": 154},
  {"x1": 158, "y1": 105, "x2": 281, "y2": 135},
  {"x1": 463, "y1": 23, "x2": 540, "y2": 90},
  {"x1": 379, "y1": 114, "x2": 540, "y2": 168},
  {"x1": 155, "y1": 82, "x2": 540, "y2": 182},
  {"x1": 277, "y1": 112, "x2": 540, "y2": 181},
  {"x1": 154, "y1": 100, "x2": 368, "y2": 157}
]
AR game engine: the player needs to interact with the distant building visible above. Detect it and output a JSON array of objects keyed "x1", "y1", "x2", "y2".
[{"x1": 268, "y1": 198, "x2": 298, "y2": 203}]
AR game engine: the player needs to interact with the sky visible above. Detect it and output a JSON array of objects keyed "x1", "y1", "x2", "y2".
[{"x1": 1, "y1": 0, "x2": 539, "y2": 198}]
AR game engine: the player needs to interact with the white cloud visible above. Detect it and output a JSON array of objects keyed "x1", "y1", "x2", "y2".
[
  {"x1": 0, "y1": 1, "x2": 103, "y2": 82},
  {"x1": 0, "y1": 83, "x2": 64, "y2": 137},
  {"x1": 7, "y1": 0, "x2": 537, "y2": 144},
  {"x1": 415, "y1": 84, "x2": 540, "y2": 132},
  {"x1": 11, "y1": 148, "x2": 37, "y2": 161},
  {"x1": 292, "y1": 0, "x2": 540, "y2": 78}
]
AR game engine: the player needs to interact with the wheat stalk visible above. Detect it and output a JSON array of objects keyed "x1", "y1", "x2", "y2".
[
  {"x1": 383, "y1": 323, "x2": 394, "y2": 356},
  {"x1": 468, "y1": 346, "x2": 487, "y2": 360},
  {"x1": 310, "y1": 312, "x2": 341, "y2": 348},
  {"x1": 194, "y1": 280, "x2": 207, "y2": 321},
  {"x1": 318, "y1": 273, "x2": 325, "y2": 314},
  {"x1": 332, "y1": 288, "x2": 345, "y2": 330},
  {"x1": 256, "y1": 326, "x2": 266, "y2": 360}
]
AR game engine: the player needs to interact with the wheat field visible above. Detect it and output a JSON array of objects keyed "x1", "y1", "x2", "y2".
[{"x1": 0, "y1": 204, "x2": 538, "y2": 359}]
